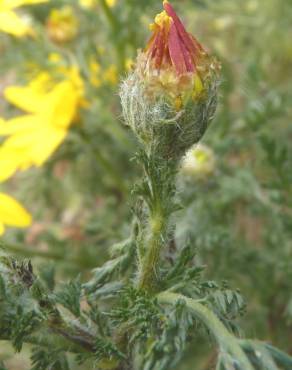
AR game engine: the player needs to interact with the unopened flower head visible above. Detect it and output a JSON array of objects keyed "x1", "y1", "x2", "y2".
[
  {"x1": 120, "y1": 1, "x2": 220, "y2": 160},
  {"x1": 137, "y1": 0, "x2": 218, "y2": 107}
]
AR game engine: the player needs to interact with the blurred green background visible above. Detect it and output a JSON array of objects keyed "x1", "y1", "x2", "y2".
[{"x1": 0, "y1": 0, "x2": 291, "y2": 368}]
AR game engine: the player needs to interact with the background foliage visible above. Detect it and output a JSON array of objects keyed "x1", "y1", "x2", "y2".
[{"x1": 0, "y1": 0, "x2": 291, "y2": 369}]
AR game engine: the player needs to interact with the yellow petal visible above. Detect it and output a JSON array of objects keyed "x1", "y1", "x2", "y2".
[
  {"x1": 0, "y1": 117, "x2": 68, "y2": 181},
  {"x1": 0, "y1": 152, "x2": 20, "y2": 182},
  {"x1": 0, "y1": 71, "x2": 82, "y2": 180},
  {"x1": 0, "y1": 10, "x2": 32, "y2": 37},
  {"x1": 0, "y1": 141, "x2": 35, "y2": 181},
  {"x1": 30, "y1": 126, "x2": 67, "y2": 165},
  {"x1": 0, "y1": 223, "x2": 5, "y2": 235},
  {"x1": 44, "y1": 80, "x2": 79, "y2": 128},
  {"x1": 0, "y1": 192, "x2": 31, "y2": 228},
  {"x1": 5, "y1": 70, "x2": 82, "y2": 125},
  {"x1": 4, "y1": 123, "x2": 68, "y2": 166},
  {"x1": 1, "y1": 0, "x2": 48, "y2": 10},
  {"x1": 4, "y1": 72, "x2": 51, "y2": 113},
  {"x1": 192, "y1": 74, "x2": 204, "y2": 100},
  {"x1": 0, "y1": 114, "x2": 43, "y2": 136}
]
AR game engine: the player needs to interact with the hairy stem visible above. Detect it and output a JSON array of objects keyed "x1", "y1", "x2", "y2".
[
  {"x1": 137, "y1": 155, "x2": 176, "y2": 291},
  {"x1": 157, "y1": 291, "x2": 255, "y2": 370},
  {"x1": 49, "y1": 324, "x2": 95, "y2": 353},
  {"x1": 138, "y1": 212, "x2": 166, "y2": 291}
]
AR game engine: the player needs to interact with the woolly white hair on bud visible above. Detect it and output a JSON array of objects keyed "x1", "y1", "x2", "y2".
[{"x1": 120, "y1": 71, "x2": 219, "y2": 161}]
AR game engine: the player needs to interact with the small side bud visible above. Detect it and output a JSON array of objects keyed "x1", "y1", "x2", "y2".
[
  {"x1": 120, "y1": 1, "x2": 220, "y2": 160},
  {"x1": 181, "y1": 143, "x2": 216, "y2": 179}
]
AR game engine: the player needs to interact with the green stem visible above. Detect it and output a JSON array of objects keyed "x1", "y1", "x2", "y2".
[
  {"x1": 49, "y1": 322, "x2": 95, "y2": 353},
  {"x1": 136, "y1": 155, "x2": 177, "y2": 292},
  {"x1": 138, "y1": 211, "x2": 166, "y2": 291},
  {"x1": 32, "y1": 279, "x2": 96, "y2": 353},
  {"x1": 157, "y1": 291, "x2": 255, "y2": 370},
  {"x1": 240, "y1": 340, "x2": 292, "y2": 370}
]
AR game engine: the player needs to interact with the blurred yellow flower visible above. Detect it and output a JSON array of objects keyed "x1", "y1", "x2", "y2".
[
  {"x1": 79, "y1": 0, "x2": 116, "y2": 8},
  {"x1": 0, "y1": 192, "x2": 31, "y2": 235},
  {"x1": 246, "y1": 0, "x2": 259, "y2": 12},
  {"x1": 125, "y1": 58, "x2": 134, "y2": 72},
  {"x1": 48, "y1": 52, "x2": 62, "y2": 64},
  {"x1": 103, "y1": 64, "x2": 118, "y2": 85},
  {"x1": 79, "y1": 0, "x2": 95, "y2": 8},
  {"x1": 0, "y1": 0, "x2": 48, "y2": 37},
  {"x1": 89, "y1": 60, "x2": 102, "y2": 88},
  {"x1": 213, "y1": 16, "x2": 233, "y2": 31},
  {"x1": 0, "y1": 68, "x2": 84, "y2": 182},
  {"x1": 46, "y1": 5, "x2": 78, "y2": 43},
  {"x1": 181, "y1": 144, "x2": 216, "y2": 179},
  {"x1": 106, "y1": 0, "x2": 116, "y2": 7},
  {"x1": 89, "y1": 60, "x2": 118, "y2": 88},
  {"x1": 97, "y1": 46, "x2": 105, "y2": 55}
]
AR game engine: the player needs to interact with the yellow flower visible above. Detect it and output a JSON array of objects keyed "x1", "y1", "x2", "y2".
[
  {"x1": 0, "y1": 0, "x2": 48, "y2": 37},
  {"x1": 0, "y1": 192, "x2": 31, "y2": 235},
  {"x1": 46, "y1": 5, "x2": 78, "y2": 43},
  {"x1": 0, "y1": 68, "x2": 84, "y2": 182}
]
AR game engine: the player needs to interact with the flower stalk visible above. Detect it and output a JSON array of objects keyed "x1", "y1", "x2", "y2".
[
  {"x1": 136, "y1": 153, "x2": 177, "y2": 291},
  {"x1": 157, "y1": 291, "x2": 255, "y2": 370},
  {"x1": 137, "y1": 219, "x2": 165, "y2": 290},
  {"x1": 121, "y1": 1, "x2": 220, "y2": 292}
]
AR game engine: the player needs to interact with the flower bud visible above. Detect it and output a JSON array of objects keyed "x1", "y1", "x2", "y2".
[
  {"x1": 181, "y1": 143, "x2": 216, "y2": 179},
  {"x1": 120, "y1": 1, "x2": 220, "y2": 160}
]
